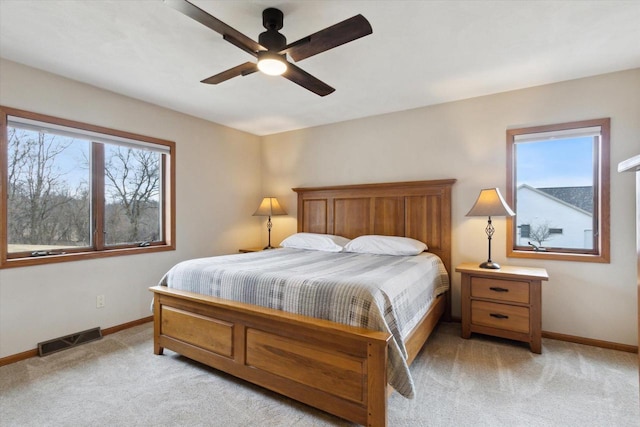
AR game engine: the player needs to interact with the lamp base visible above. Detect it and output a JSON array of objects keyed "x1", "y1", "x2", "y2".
[
  {"x1": 263, "y1": 245, "x2": 276, "y2": 250},
  {"x1": 479, "y1": 260, "x2": 501, "y2": 269}
]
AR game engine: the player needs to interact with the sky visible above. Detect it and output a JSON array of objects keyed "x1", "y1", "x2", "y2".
[{"x1": 516, "y1": 136, "x2": 594, "y2": 188}]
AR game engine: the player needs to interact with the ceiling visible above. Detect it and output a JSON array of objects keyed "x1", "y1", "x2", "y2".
[{"x1": 1, "y1": 1, "x2": 639, "y2": 136}]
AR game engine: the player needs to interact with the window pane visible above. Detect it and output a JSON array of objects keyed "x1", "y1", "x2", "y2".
[
  {"x1": 2, "y1": 106, "x2": 175, "y2": 268},
  {"x1": 514, "y1": 136, "x2": 595, "y2": 250},
  {"x1": 103, "y1": 144, "x2": 161, "y2": 246},
  {"x1": 7, "y1": 126, "x2": 91, "y2": 253}
]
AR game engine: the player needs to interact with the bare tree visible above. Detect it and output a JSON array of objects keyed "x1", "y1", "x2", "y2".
[
  {"x1": 7, "y1": 127, "x2": 159, "y2": 250},
  {"x1": 7, "y1": 128, "x2": 84, "y2": 246},
  {"x1": 104, "y1": 146, "x2": 160, "y2": 243},
  {"x1": 529, "y1": 221, "x2": 552, "y2": 246}
]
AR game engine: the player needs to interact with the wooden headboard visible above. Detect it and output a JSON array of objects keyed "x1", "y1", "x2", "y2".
[{"x1": 292, "y1": 179, "x2": 456, "y2": 276}]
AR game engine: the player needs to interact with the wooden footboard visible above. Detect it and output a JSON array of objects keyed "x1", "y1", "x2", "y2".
[
  {"x1": 150, "y1": 285, "x2": 393, "y2": 426},
  {"x1": 150, "y1": 285, "x2": 447, "y2": 426}
]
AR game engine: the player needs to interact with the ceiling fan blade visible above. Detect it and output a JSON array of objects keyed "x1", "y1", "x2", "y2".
[
  {"x1": 283, "y1": 14, "x2": 372, "y2": 62},
  {"x1": 282, "y1": 63, "x2": 335, "y2": 97},
  {"x1": 164, "y1": 0, "x2": 263, "y2": 57},
  {"x1": 201, "y1": 62, "x2": 258, "y2": 84}
]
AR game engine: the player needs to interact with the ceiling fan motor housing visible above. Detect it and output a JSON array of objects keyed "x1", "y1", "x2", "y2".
[
  {"x1": 259, "y1": 30, "x2": 286, "y2": 51},
  {"x1": 259, "y1": 8, "x2": 286, "y2": 51}
]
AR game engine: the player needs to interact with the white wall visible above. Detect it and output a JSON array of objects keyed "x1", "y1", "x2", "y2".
[
  {"x1": 0, "y1": 59, "x2": 263, "y2": 358},
  {"x1": 261, "y1": 69, "x2": 640, "y2": 346}
]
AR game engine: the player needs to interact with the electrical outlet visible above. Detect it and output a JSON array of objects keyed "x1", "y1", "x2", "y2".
[{"x1": 96, "y1": 294, "x2": 105, "y2": 308}]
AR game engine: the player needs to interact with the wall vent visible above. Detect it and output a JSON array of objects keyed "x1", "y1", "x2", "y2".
[{"x1": 37, "y1": 327, "x2": 102, "y2": 357}]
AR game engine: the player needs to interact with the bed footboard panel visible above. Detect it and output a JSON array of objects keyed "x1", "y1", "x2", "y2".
[
  {"x1": 162, "y1": 306, "x2": 233, "y2": 357},
  {"x1": 151, "y1": 286, "x2": 390, "y2": 426}
]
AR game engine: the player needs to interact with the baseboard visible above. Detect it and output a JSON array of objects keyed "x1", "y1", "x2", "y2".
[
  {"x1": 542, "y1": 330, "x2": 638, "y2": 354},
  {"x1": 449, "y1": 317, "x2": 637, "y2": 353},
  {"x1": 0, "y1": 316, "x2": 154, "y2": 367},
  {"x1": 0, "y1": 348, "x2": 39, "y2": 367},
  {"x1": 102, "y1": 316, "x2": 153, "y2": 336}
]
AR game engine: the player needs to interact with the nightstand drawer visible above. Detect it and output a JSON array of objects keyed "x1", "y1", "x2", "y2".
[
  {"x1": 471, "y1": 277, "x2": 529, "y2": 304},
  {"x1": 471, "y1": 301, "x2": 530, "y2": 333}
]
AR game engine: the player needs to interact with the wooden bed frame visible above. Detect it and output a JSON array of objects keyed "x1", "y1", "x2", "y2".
[{"x1": 150, "y1": 179, "x2": 455, "y2": 426}]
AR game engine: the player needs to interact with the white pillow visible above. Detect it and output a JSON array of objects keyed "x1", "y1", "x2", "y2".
[
  {"x1": 344, "y1": 235, "x2": 427, "y2": 256},
  {"x1": 280, "y1": 233, "x2": 351, "y2": 252}
]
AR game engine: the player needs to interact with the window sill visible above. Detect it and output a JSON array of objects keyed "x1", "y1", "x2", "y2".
[
  {"x1": 1, "y1": 244, "x2": 175, "y2": 269},
  {"x1": 507, "y1": 249, "x2": 609, "y2": 264}
]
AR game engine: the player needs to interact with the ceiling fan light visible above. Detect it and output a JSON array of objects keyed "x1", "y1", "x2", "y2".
[{"x1": 257, "y1": 52, "x2": 287, "y2": 76}]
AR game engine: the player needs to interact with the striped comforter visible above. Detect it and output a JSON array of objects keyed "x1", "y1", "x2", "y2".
[{"x1": 159, "y1": 248, "x2": 449, "y2": 398}]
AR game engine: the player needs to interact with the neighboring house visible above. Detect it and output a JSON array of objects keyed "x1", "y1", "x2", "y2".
[{"x1": 516, "y1": 184, "x2": 593, "y2": 249}]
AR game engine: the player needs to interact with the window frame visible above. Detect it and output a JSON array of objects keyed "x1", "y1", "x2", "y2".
[
  {"x1": 0, "y1": 106, "x2": 176, "y2": 268},
  {"x1": 506, "y1": 118, "x2": 610, "y2": 263}
]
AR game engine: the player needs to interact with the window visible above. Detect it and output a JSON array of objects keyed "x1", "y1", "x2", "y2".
[
  {"x1": 506, "y1": 118, "x2": 610, "y2": 263},
  {"x1": 1, "y1": 106, "x2": 175, "y2": 268}
]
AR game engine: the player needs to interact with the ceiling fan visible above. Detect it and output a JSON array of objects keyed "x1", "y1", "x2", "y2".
[{"x1": 164, "y1": 0, "x2": 373, "y2": 96}]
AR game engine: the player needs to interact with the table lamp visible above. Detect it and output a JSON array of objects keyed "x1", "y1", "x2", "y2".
[
  {"x1": 466, "y1": 188, "x2": 515, "y2": 269},
  {"x1": 253, "y1": 197, "x2": 287, "y2": 249}
]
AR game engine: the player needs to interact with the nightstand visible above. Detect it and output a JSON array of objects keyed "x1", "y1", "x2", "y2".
[{"x1": 456, "y1": 262, "x2": 549, "y2": 353}]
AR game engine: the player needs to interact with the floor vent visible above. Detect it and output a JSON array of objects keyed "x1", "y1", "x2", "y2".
[{"x1": 38, "y1": 327, "x2": 102, "y2": 357}]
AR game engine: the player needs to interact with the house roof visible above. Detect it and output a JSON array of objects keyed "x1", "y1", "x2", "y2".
[
  {"x1": 1, "y1": 1, "x2": 639, "y2": 136},
  {"x1": 537, "y1": 187, "x2": 594, "y2": 214},
  {"x1": 518, "y1": 184, "x2": 593, "y2": 215}
]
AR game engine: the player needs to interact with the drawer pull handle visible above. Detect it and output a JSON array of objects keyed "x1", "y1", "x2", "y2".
[
  {"x1": 490, "y1": 313, "x2": 509, "y2": 319},
  {"x1": 489, "y1": 287, "x2": 509, "y2": 292}
]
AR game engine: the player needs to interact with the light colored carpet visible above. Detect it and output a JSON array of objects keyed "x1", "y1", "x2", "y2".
[{"x1": 0, "y1": 322, "x2": 637, "y2": 426}]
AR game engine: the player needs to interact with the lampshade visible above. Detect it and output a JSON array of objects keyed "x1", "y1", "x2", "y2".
[
  {"x1": 253, "y1": 197, "x2": 287, "y2": 217},
  {"x1": 257, "y1": 51, "x2": 287, "y2": 76},
  {"x1": 466, "y1": 188, "x2": 515, "y2": 218}
]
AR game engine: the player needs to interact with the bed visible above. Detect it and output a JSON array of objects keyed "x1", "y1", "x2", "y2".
[{"x1": 149, "y1": 179, "x2": 455, "y2": 426}]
